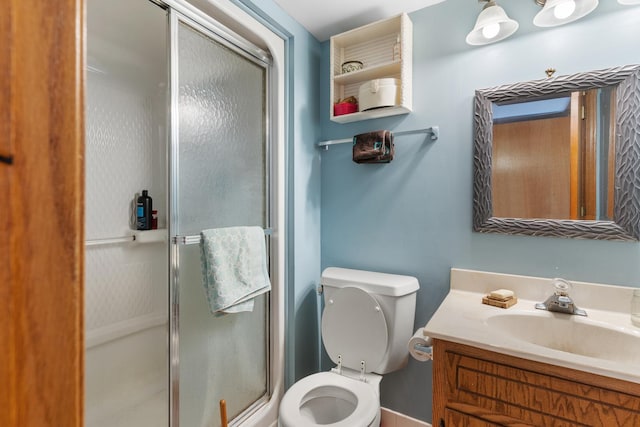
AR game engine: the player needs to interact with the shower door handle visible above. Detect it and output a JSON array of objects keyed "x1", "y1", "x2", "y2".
[{"x1": 173, "y1": 228, "x2": 273, "y2": 245}]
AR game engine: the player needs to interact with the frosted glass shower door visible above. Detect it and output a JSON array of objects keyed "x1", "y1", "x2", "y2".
[{"x1": 171, "y1": 15, "x2": 269, "y2": 427}]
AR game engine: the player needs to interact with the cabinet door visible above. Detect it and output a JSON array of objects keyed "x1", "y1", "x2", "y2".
[
  {"x1": 444, "y1": 409, "x2": 502, "y2": 427},
  {"x1": 434, "y1": 340, "x2": 640, "y2": 427}
]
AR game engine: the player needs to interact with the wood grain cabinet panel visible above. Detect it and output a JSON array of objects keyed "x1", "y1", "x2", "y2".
[
  {"x1": 433, "y1": 340, "x2": 640, "y2": 427},
  {"x1": 445, "y1": 409, "x2": 504, "y2": 427}
]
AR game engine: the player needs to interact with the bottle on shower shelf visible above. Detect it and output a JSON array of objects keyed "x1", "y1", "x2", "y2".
[{"x1": 136, "y1": 190, "x2": 152, "y2": 230}]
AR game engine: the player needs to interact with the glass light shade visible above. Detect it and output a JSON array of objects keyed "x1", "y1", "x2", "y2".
[
  {"x1": 482, "y1": 23, "x2": 501, "y2": 39},
  {"x1": 533, "y1": 0, "x2": 599, "y2": 27},
  {"x1": 618, "y1": 0, "x2": 640, "y2": 5},
  {"x1": 553, "y1": 0, "x2": 576, "y2": 19},
  {"x1": 466, "y1": 2, "x2": 519, "y2": 46}
]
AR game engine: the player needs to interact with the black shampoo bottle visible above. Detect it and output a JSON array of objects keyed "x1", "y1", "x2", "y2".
[{"x1": 136, "y1": 190, "x2": 152, "y2": 230}]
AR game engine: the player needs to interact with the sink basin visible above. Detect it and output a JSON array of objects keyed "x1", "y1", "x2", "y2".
[
  {"x1": 486, "y1": 312, "x2": 640, "y2": 364},
  {"x1": 424, "y1": 269, "x2": 640, "y2": 383}
]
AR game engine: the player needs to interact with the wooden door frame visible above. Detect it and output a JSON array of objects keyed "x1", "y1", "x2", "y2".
[
  {"x1": 1, "y1": 0, "x2": 85, "y2": 426},
  {"x1": 582, "y1": 89, "x2": 598, "y2": 220}
]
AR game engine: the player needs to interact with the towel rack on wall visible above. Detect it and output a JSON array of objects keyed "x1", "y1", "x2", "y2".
[
  {"x1": 85, "y1": 229, "x2": 168, "y2": 247},
  {"x1": 173, "y1": 228, "x2": 273, "y2": 246},
  {"x1": 317, "y1": 126, "x2": 439, "y2": 150}
]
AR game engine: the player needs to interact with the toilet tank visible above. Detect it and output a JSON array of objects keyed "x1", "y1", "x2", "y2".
[{"x1": 321, "y1": 267, "x2": 419, "y2": 374}]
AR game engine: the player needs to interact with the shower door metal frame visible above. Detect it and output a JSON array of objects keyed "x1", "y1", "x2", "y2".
[{"x1": 167, "y1": 5, "x2": 274, "y2": 426}]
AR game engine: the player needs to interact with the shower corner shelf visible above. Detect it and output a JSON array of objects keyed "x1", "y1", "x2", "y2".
[
  {"x1": 85, "y1": 228, "x2": 167, "y2": 247},
  {"x1": 134, "y1": 228, "x2": 167, "y2": 244}
]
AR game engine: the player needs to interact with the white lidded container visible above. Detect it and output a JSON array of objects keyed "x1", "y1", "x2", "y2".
[{"x1": 358, "y1": 78, "x2": 401, "y2": 112}]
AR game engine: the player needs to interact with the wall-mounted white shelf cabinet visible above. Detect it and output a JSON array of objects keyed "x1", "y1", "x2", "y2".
[{"x1": 330, "y1": 13, "x2": 413, "y2": 124}]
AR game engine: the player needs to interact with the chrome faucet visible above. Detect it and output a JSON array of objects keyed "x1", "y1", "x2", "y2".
[{"x1": 535, "y1": 278, "x2": 587, "y2": 316}]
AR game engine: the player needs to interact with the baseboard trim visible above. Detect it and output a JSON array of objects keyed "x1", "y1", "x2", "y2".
[{"x1": 381, "y1": 407, "x2": 431, "y2": 427}]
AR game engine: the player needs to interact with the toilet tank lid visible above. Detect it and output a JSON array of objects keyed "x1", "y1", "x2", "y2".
[{"x1": 321, "y1": 267, "x2": 419, "y2": 296}]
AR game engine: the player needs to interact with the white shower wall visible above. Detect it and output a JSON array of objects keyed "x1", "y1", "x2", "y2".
[{"x1": 85, "y1": 69, "x2": 168, "y2": 427}]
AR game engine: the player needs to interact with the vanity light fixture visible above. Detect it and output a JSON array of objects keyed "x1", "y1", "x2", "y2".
[
  {"x1": 533, "y1": 0, "x2": 599, "y2": 27},
  {"x1": 618, "y1": 0, "x2": 640, "y2": 4},
  {"x1": 466, "y1": 0, "x2": 519, "y2": 46}
]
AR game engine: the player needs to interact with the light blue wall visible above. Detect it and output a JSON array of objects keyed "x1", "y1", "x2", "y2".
[
  {"x1": 233, "y1": 0, "x2": 323, "y2": 387},
  {"x1": 320, "y1": 0, "x2": 640, "y2": 423}
]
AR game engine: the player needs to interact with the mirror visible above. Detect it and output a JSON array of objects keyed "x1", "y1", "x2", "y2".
[
  {"x1": 473, "y1": 65, "x2": 640, "y2": 240},
  {"x1": 492, "y1": 87, "x2": 616, "y2": 221}
]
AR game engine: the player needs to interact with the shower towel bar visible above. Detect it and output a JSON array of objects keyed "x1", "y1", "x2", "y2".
[
  {"x1": 173, "y1": 228, "x2": 273, "y2": 245},
  {"x1": 317, "y1": 126, "x2": 439, "y2": 150},
  {"x1": 85, "y1": 235, "x2": 135, "y2": 247},
  {"x1": 85, "y1": 229, "x2": 168, "y2": 247}
]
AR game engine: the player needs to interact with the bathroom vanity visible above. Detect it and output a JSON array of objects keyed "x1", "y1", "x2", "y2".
[
  {"x1": 433, "y1": 339, "x2": 640, "y2": 427},
  {"x1": 425, "y1": 269, "x2": 640, "y2": 427}
]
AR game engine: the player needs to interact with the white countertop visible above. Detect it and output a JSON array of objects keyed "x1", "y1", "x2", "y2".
[{"x1": 423, "y1": 269, "x2": 640, "y2": 384}]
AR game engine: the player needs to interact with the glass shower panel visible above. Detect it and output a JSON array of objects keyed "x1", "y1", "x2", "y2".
[
  {"x1": 176, "y1": 22, "x2": 267, "y2": 235},
  {"x1": 85, "y1": 0, "x2": 168, "y2": 426},
  {"x1": 175, "y1": 19, "x2": 268, "y2": 427},
  {"x1": 177, "y1": 245, "x2": 268, "y2": 426}
]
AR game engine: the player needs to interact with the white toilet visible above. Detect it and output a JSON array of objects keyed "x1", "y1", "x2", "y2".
[{"x1": 279, "y1": 267, "x2": 419, "y2": 427}]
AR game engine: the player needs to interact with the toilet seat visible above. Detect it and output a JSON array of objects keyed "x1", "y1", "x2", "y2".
[{"x1": 279, "y1": 371, "x2": 379, "y2": 427}]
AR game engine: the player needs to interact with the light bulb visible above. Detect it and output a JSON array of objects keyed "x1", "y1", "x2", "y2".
[
  {"x1": 482, "y1": 23, "x2": 501, "y2": 39},
  {"x1": 553, "y1": 0, "x2": 576, "y2": 19}
]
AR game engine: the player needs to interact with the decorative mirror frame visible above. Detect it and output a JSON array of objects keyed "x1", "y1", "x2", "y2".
[{"x1": 473, "y1": 65, "x2": 640, "y2": 241}]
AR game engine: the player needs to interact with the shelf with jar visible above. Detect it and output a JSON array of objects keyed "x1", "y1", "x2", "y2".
[{"x1": 330, "y1": 13, "x2": 413, "y2": 124}]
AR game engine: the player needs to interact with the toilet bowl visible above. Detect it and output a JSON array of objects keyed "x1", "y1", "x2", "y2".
[
  {"x1": 279, "y1": 268, "x2": 419, "y2": 427},
  {"x1": 279, "y1": 370, "x2": 381, "y2": 427}
]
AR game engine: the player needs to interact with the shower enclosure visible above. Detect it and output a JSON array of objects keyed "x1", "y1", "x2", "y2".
[{"x1": 85, "y1": 1, "x2": 282, "y2": 426}]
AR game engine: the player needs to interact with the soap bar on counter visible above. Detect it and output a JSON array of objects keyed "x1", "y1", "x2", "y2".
[{"x1": 489, "y1": 289, "x2": 515, "y2": 300}]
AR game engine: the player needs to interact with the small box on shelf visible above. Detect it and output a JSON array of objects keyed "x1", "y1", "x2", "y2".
[{"x1": 333, "y1": 95, "x2": 358, "y2": 117}]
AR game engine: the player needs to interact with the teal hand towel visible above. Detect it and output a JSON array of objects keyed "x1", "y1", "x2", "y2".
[{"x1": 200, "y1": 226, "x2": 271, "y2": 315}]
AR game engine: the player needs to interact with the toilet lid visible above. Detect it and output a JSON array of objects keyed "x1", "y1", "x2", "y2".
[{"x1": 322, "y1": 287, "x2": 388, "y2": 372}]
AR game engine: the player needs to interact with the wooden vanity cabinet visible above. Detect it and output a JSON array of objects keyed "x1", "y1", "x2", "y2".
[{"x1": 433, "y1": 339, "x2": 640, "y2": 427}]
